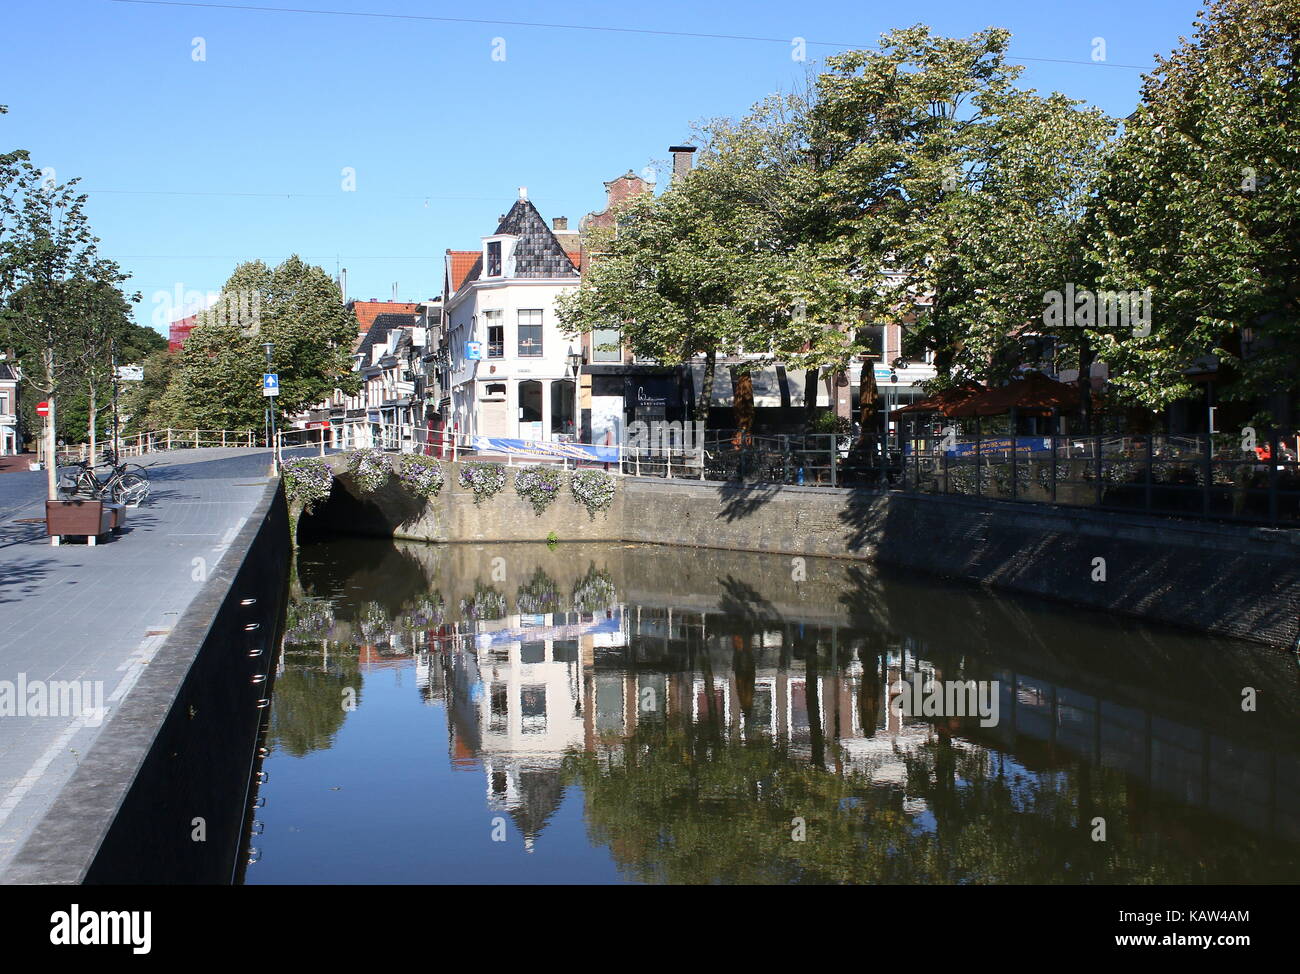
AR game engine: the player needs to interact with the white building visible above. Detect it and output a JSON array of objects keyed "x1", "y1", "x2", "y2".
[{"x1": 443, "y1": 189, "x2": 582, "y2": 442}]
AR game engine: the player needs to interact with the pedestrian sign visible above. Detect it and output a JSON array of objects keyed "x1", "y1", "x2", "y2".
[{"x1": 263, "y1": 373, "x2": 279, "y2": 397}]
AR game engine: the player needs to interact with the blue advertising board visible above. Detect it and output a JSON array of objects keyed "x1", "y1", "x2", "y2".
[{"x1": 471, "y1": 436, "x2": 622, "y2": 464}]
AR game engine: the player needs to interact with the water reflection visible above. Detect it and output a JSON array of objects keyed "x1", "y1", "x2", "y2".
[{"x1": 250, "y1": 539, "x2": 1300, "y2": 884}]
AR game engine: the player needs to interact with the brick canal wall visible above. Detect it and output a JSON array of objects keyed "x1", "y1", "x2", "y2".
[{"x1": 312, "y1": 459, "x2": 1300, "y2": 648}]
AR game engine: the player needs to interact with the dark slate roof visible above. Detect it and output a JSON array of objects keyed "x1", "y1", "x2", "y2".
[
  {"x1": 0, "y1": 363, "x2": 17, "y2": 381},
  {"x1": 497, "y1": 198, "x2": 580, "y2": 279},
  {"x1": 459, "y1": 199, "x2": 582, "y2": 287},
  {"x1": 355, "y1": 312, "x2": 414, "y2": 360}
]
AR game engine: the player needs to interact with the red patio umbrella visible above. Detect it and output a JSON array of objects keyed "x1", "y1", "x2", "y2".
[
  {"x1": 889, "y1": 381, "x2": 985, "y2": 420},
  {"x1": 948, "y1": 372, "x2": 1079, "y2": 418}
]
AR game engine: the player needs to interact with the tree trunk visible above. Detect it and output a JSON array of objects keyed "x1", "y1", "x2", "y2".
[
  {"x1": 45, "y1": 396, "x2": 57, "y2": 501},
  {"x1": 732, "y1": 368, "x2": 754, "y2": 447},
  {"x1": 858, "y1": 362, "x2": 879, "y2": 444},
  {"x1": 695, "y1": 348, "x2": 716, "y2": 430},
  {"x1": 803, "y1": 368, "x2": 819, "y2": 430}
]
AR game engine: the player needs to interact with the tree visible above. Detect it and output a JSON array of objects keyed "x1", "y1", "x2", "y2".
[
  {"x1": 1083, "y1": 0, "x2": 1300, "y2": 421},
  {"x1": 0, "y1": 149, "x2": 130, "y2": 496},
  {"x1": 160, "y1": 256, "x2": 360, "y2": 432},
  {"x1": 807, "y1": 25, "x2": 1115, "y2": 387},
  {"x1": 557, "y1": 97, "x2": 859, "y2": 435}
]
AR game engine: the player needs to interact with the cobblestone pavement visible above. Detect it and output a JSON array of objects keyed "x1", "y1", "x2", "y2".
[{"x1": 0, "y1": 447, "x2": 322, "y2": 876}]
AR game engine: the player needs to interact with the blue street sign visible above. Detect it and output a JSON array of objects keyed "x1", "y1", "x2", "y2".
[{"x1": 262, "y1": 373, "x2": 279, "y2": 397}]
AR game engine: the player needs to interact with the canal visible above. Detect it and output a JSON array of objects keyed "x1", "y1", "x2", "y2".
[{"x1": 243, "y1": 537, "x2": 1300, "y2": 884}]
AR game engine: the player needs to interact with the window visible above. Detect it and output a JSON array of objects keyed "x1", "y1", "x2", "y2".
[
  {"x1": 484, "y1": 310, "x2": 503, "y2": 358},
  {"x1": 592, "y1": 327, "x2": 621, "y2": 363},
  {"x1": 857, "y1": 325, "x2": 884, "y2": 358},
  {"x1": 0, "y1": 393, "x2": 9, "y2": 415},
  {"x1": 517, "y1": 309, "x2": 543, "y2": 357},
  {"x1": 486, "y1": 240, "x2": 502, "y2": 277}
]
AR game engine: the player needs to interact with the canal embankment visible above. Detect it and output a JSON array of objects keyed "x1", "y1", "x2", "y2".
[{"x1": 307, "y1": 457, "x2": 1300, "y2": 649}]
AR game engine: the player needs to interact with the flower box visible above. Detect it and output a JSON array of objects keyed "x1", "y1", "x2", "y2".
[{"x1": 46, "y1": 499, "x2": 113, "y2": 546}]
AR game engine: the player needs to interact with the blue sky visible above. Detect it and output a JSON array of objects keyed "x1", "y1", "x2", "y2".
[{"x1": 2, "y1": 0, "x2": 1202, "y2": 336}]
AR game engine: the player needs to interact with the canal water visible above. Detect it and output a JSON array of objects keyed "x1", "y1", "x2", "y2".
[{"x1": 244, "y1": 538, "x2": 1300, "y2": 884}]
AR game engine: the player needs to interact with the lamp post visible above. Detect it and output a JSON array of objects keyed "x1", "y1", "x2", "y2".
[{"x1": 567, "y1": 346, "x2": 583, "y2": 442}]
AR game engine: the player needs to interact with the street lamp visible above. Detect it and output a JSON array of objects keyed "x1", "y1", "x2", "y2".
[
  {"x1": 567, "y1": 346, "x2": 583, "y2": 440},
  {"x1": 263, "y1": 342, "x2": 278, "y2": 467}
]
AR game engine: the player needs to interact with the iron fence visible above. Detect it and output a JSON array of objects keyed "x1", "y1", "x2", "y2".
[{"x1": 899, "y1": 430, "x2": 1300, "y2": 526}]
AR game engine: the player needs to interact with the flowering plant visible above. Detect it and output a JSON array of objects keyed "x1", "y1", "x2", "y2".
[
  {"x1": 400, "y1": 454, "x2": 445, "y2": 499},
  {"x1": 458, "y1": 461, "x2": 508, "y2": 504},
  {"x1": 346, "y1": 448, "x2": 393, "y2": 493},
  {"x1": 572, "y1": 566, "x2": 616, "y2": 613},
  {"x1": 517, "y1": 567, "x2": 561, "y2": 614},
  {"x1": 399, "y1": 596, "x2": 446, "y2": 631},
  {"x1": 570, "y1": 468, "x2": 616, "y2": 518},
  {"x1": 282, "y1": 456, "x2": 334, "y2": 511},
  {"x1": 460, "y1": 583, "x2": 507, "y2": 621},
  {"x1": 515, "y1": 464, "x2": 563, "y2": 515}
]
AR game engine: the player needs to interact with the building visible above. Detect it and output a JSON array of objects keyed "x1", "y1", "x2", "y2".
[
  {"x1": 442, "y1": 189, "x2": 582, "y2": 443},
  {"x1": 0, "y1": 359, "x2": 21, "y2": 455},
  {"x1": 168, "y1": 313, "x2": 198, "y2": 352}
]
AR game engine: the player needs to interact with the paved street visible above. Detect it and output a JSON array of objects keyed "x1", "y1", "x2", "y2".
[{"x1": 0, "y1": 447, "x2": 311, "y2": 877}]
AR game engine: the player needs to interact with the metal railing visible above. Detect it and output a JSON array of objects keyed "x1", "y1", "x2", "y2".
[
  {"x1": 296, "y1": 419, "x2": 856, "y2": 484},
  {"x1": 898, "y1": 430, "x2": 1300, "y2": 526},
  {"x1": 55, "y1": 428, "x2": 257, "y2": 464}
]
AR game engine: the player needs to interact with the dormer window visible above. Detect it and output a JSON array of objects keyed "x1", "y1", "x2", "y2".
[{"x1": 487, "y1": 241, "x2": 502, "y2": 277}]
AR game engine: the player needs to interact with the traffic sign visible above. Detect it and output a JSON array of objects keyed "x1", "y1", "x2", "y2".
[
  {"x1": 35, "y1": 401, "x2": 49, "y2": 417},
  {"x1": 262, "y1": 373, "x2": 279, "y2": 397}
]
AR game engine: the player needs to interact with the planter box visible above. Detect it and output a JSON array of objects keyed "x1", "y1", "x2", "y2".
[
  {"x1": 46, "y1": 499, "x2": 113, "y2": 546},
  {"x1": 104, "y1": 502, "x2": 126, "y2": 532}
]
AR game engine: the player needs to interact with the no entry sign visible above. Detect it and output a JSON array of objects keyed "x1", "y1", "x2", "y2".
[{"x1": 35, "y1": 401, "x2": 50, "y2": 417}]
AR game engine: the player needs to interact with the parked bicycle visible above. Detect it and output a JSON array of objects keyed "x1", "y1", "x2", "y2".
[{"x1": 57, "y1": 457, "x2": 151, "y2": 507}]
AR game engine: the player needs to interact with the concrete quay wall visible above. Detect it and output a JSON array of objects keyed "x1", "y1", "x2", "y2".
[{"x1": 311, "y1": 458, "x2": 1300, "y2": 648}]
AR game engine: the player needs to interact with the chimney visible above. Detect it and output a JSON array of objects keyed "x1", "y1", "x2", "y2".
[
  {"x1": 553, "y1": 216, "x2": 568, "y2": 231},
  {"x1": 339, "y1": 267, "x2": 348, "y2": 304},
  {"x1": 670, "y1": 145, "x2": 696, "y2": 181},
  {"x1": 518, "y1": 186, "x2": 528, "y2": 200},
  {"x1": 391, "y1": 282, "x2": 398, "y2": 301}
]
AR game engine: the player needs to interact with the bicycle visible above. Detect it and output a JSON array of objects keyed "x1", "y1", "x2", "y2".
[{"x1": 57, "y1": 457, "x2": 151, "y2": 507}]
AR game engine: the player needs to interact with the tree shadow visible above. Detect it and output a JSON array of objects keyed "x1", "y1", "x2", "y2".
[{"x1": 717, "y1": 481, "x2": 784, "y2": 523}]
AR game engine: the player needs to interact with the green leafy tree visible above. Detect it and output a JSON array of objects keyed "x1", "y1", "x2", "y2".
[
  {"x1": 0, "y1": 143, "x2": 131, "y2": 493},
  {"x1": 161, "y1": 256, "x2": 360, "y2": 431},
  {"x1": 1083, "y1": 0, "x2": 1300, "y2": 418},
  {"x1": 807, "y1": 25, "x2": 1115, "y2": 387}
]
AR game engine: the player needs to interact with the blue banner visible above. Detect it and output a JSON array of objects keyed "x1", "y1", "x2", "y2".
[
  {"x1": 904, "y1": 437, "x2": 1053, "y2": 457},
  {"x1": 947, "y1": 436, "x2": 1052, "y2": 457},
  {"x1": 470, "y1": 436, "x2": 622, "y2": 463}
]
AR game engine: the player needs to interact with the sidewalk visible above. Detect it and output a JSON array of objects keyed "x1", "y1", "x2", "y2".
[{"x1": 0, "y1": 447, "x2": 300, "y2": 878}]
